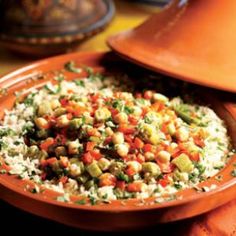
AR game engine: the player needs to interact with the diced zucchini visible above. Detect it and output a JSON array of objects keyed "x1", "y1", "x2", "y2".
[
  {"x1": 171, "y1": 153, "x2": 194, "y2": 173},
  {"x1": 153, "y1": 93, "x2": 169, "y2": 103},
  {"x1": 95, "y1": 107, "x2": 111, "y2": 122},
  {"x1": 98, "y1": 158, "x2": 110, "y2": 171},
  {"x1": 27, "y1": 145, "x2": 39, "y2": 158},
  {"x1": 69, "y1": 118, "x2": 83, "y2": 129},
  {"x1": 142, "y1": 162, "x2": 161, "y2": 177},
  {"x1": 86, "y1": 162, "x2": 102, "y2": 177},
  {"x1": 37, "y1": 102, "x2": 52, "y2": 116},
  {"x1": 55, "y1": 146, "x2": 67, "y2": 157},
  {"x1": 36, "y1": 129, "x2": 49, "y2": 138},
  {"x1": 77, "y1": 174, "x2": 89, "y2": 184},
  {"x1": 167, "y1": 122, "x2": 176, "y2": 136},
  {"x1": 174, "y1": 106, "x2": 201, "y2": 125},
  {"x1": 69, "y1": 160, "x2": 85, "y2": 177},
  {"x1": 54, "y1": 107, "x2": 67, "y2": 117}
]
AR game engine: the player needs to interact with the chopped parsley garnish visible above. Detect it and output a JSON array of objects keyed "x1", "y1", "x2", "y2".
[
  {"x1": 56, "y1": 195, "x2": 69, "y2": 202},
  {"x1": 54, "y1": 74, "x2": 65, "y2": 82},
  {"x1": 124, "y1": 106, "x2": 134, "y2": 114},
  {"x1": 231, "y1": 169, "x2": 236, "y2": 177},
  {"x1": 64, "y1": 61, "x2": 82, "y2": 73},
  {"x1": 0, "y1": 169, "x2": 7, "y2": 174},
  {"x1": 44, "y1": 83, "x2": 61, "y2": 94},
  {"x1": 117, "y1": 172, "x2": 129, "y2": 183},
  {"x1": 88, "y1": 195, "x2": 97, "y2": 205},
  {"x1": 75, "y1": 199, "x2": 86, "y2": 205},
  {"x1": 74, "y1": 80, "x2": 85, "y2": 87},
  {"x1": 174, "y1": 183, "x2": 182, "y2": 189}
]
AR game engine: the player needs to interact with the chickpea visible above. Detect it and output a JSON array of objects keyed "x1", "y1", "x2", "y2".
[
  {"x1": 126, "y1": 161, "x2": 142, "y2": 173},
  {"x1": 34, "y1": 117, "x2": 49, "y2": 129},
  {"x1": 50, "y1": 99, "x2": 61, "y2": 110},
  {"x1": 114, "y1": 112, "x2": 128, "y2": 124},
  {"x1": 115, "y1": 143, "x2": 129, "y2": 157},
  {"x1": 156, "y1": 150, "x2": 171, "y2": 163},
  {"x1": 176, "y1": 127, "x2": 189, "y2": 142},
  {"x1": 132, "y1": 106, "x2": 142, "y2": 117},
  {"x1": 57, "y1": 114, "x2": 70, "y2": 127},
  {"x1": 105, "y1": 127, "x2": 114, "y2": 136},
  {"x1": 112, "y1": 132, "x2": 124, "y2": 144},
  {"x1": 68, "y1": 140, "x2": 80, "y2": 155},
  {"x1": 144, "y1": 152, "x2": 155, "y2": 161}
]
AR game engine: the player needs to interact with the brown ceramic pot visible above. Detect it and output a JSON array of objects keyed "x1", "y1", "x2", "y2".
[{"x1": 0, "y1": 0, "x2": 115, "y2": 56}]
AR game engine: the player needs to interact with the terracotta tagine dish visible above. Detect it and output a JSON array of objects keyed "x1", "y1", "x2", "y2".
[
  {"x1": 0, "y1": 0, "x2": 115, "y2": 56},
  {"x1": 108, "y1": 0, "x2": 236, "y2": 93}
]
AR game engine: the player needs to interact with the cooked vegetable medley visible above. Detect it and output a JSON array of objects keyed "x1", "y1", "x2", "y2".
[{"x1": 0, "y1": 64, "x2": 233, "y2": 202}]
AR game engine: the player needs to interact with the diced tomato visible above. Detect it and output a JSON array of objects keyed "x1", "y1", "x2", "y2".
[
  {"x1": 55, "y1": 134, "x2": 67, "y2": 145},
  {"x1": 87, "y1": 128, "x2": 101, "y2": 137},
  {"x1": 90, "y1": 94, "x2": 100, "y2": 103},
  {"x1": 158, "y1": 178, "x2": 169, "y2": 188},
  {"x1": 99, "y1": 173, "x2": 117, "y2": 187},
  {"x1": 125, "y1": 167, "x2": 136, "y2": 176},
  {"x1": 124, "y1": 134, "x2": 133, "y2": 145},
  {"x1": 142, "y1": 107, "x2": 151, "y2": 116},
  {"x1": 59, "y1": 176, "x2": 68, "y2": 184},
  {"x1": 59, "y1": 156, "x2": 69, "y2": 168},
  {"x1": 40, "y1": 159, "x2": 48, "y2": 168},
  {"x1": 67, "y1": 89, "x2": 74, "y2": 94},
  {"x1": 118, "y1": 125, "x2": 135, "y2": 134},
  {"x1": 135, "y1": 92, "x2": 142, "y2": 98},
  {"x1": 134, "y1": 137, "x2": 144, "y2": 149},
  {"x1": 157, "y1": 161, "x2": 175, "y2": 173},
  {"x1": 86, "y1": 141, "x2": 96, "y2": 151},
  {"x1": 110, "y1": 108, "x2": 119, "y2": 117},
  {"x1": 73, "y1": 105, "x2": 87, "y2": 117},
  {"x1": 194, "y1": 137, "x2": 205, "y2": 148},
  {"x1": 136, "y1": 153, "x2": 145, "y2": 163},
  {"x1": 144, "y1": 90, "x2": 153, "y2": 100},
  {"x1": 90, "y1": 150, "x2": 102, "y2": 160},
  {"x1": 104, "y1": 136, "x2": 112, "y2": 145},
  {"x1": 82, "y1": 152, "x2": 94, "y2": 165},
  {"x1": 143, "y1": 143, "x2": 153, "y2": 152},
  {"x1": 60, "y1": 98, "x2": 69, "y2": 107},
  {"x1": 151, "y1": 102, "x2": 165, "y2": 112},
  {"x1": 40, "y1": 138, "x2": 55, "y2": 151},
  {"x1": 165, "y1": 134, "x2": 172, "y2": 141},
  {"x1": 116, "y1": 181, "x2": 126, "y2": 191},
  {"x1": 67, "y1": 113, "x2": 73, "y2": 120},
  {"x1": 190, "y1": 152, "x2": 200, "y2": 162},
  {"x1": 66, "y1": 106, "x2": 74, "y2": 113},
  {"x1": 127, "y1": 182, "x2": 143, "y2": 192},
  {"x1": 46, "y1": 157, "x2": 58, "y2": 166},
  {"x1": 128, "y1": 115, "x2": 138, "y2": 125},
  {"x1": 41, "y1": 172, "x2": 47, "y2": 180},
  {"x1": 161, "y1": 123, "x2": 168, "y2": 133}
]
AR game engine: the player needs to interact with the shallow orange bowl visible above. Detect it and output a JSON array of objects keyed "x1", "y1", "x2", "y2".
[{"x1": 0, "y1": 52, "x2": 235, "y2": 231}]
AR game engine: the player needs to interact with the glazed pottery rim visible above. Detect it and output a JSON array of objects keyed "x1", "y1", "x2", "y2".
[{"x1": 0, "y1": 51, "x2": 235, "y2": 213}]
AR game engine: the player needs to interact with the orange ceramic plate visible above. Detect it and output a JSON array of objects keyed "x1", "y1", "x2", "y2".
[
  {"x1": 107, "y1": 0, "x2": 236, "y2": 93},
  {"x1": 0, "y1": 52, "x2": 235, "y2": 231}
]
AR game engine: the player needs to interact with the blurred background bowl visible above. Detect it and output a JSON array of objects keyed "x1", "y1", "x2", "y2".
[{"x1": 0, "y1": 0, "x2": 115, "y2": 56}]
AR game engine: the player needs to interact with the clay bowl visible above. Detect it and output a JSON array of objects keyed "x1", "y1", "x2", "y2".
[
  {"x1": 0, "y1": 52, "x2": 235, "y2": 231},
  {"x1": 0, "y1": 0, "x2": 114, "y2": 56},
  {"x1": 108, "y1": 0, "x2": 236, "y2": 93}
]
